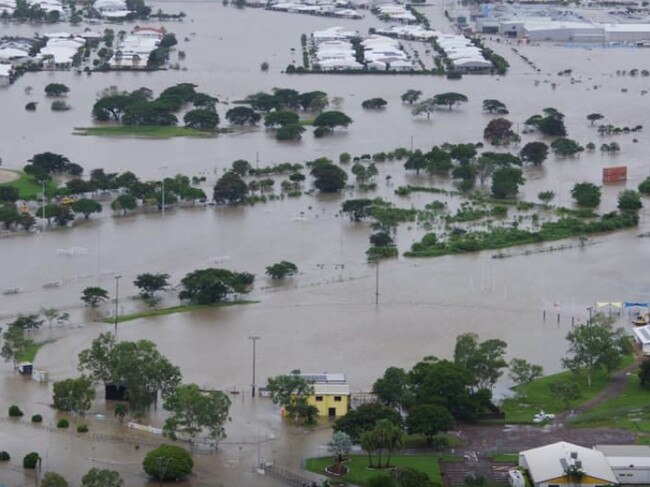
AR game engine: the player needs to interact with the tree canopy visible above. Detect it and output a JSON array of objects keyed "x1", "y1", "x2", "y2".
[
  {"x1": 401, "y1": 89, "x2": 422, "y2": 105},
  {"x1": 213, "y1": 171, "x2": 249, "y2": 205},
  {"x1": 78, "y1": 333, "x2": 182, "y2": 413},
  {"x1": 163, "y1": 384, "x2": 231, "y2": 444},
  {"x1": 310, "y1": 162, "x2": 348, "y2": 192},
  {"x1": 142, "y1": 444, "x2": 193, "y2": 481},
  {"x1": 267, "y1": 370, "x2": 318, "y2": 424},
  {"x1": 520, "y1": 141, "x2": 549, "y2": 166},
  {"x1": 571, "y1": 182, "x2": 601, "y2": 208},
  {"x1": 562, "y1": 314, "x2": 626, "y2": 387},
  {"x1": 433, "y1": 92, "x2": 468, "y2": 110},
  {"x1": 178, "y1": 268, "x2": 253, "y2": 304}
]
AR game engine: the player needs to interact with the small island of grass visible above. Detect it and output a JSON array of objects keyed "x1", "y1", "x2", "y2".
[
  {"x1": 104, "y1": 300, "x2": 257, "y2": 324},
  {"x1": 73, "y1": 126, "x2": 225, "y2": 139}
]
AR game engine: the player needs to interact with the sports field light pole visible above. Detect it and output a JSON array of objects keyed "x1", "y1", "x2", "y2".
[
  {"x1": 114, "y1": 275, "x2": 121, "y2": 337},
  {"x1": 248, "y1": 335, "x2": 261, "y2": 397}
]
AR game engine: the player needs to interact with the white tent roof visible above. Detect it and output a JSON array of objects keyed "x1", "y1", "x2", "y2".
[
  {"x1": 633, "y1": 325, "x2": 650, "y2": 345},
  {"x1": 521, "y1": 442, "x2": 617, "y2": 484}
]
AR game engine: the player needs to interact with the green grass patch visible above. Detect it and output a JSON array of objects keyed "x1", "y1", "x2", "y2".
[
  {"x1": 304, "y1": 454, "x2": 461, "y2": 486},
  {"x1": 104, "y1": 300, "x2": 257, "y2": 324},
  {"x1": 298, "y1": 118, "x2": 314, "y2": 126},
  {"x1": 502, "y1": 354, "x2": 635, "y2": 423},
  {"x1": 73, "y1": 126, "x2": 226, "y2": 139},
  {"x1": 402, "y1": 433, "x2": 462, "y2": 449},
  {"x1": 571, "y1": 373, "x2": 650, "y2": 432},
  {"x1": 488, "y1": 453, "x2": 519, "y2": 463},
  {"x1": 17, "y1": 339, "x2": 56, "y2": 363},
  {"x1": 0, "y1": 171, "x2": 58, "y2": 200}
]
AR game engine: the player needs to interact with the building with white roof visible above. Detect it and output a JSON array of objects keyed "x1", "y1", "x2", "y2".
[
  {"x1": 436, "y1": 34, "x2": 492, "y2": 72},
  {"x1": 0, "y1": 46, "x2": 30, "y2": 62},
  {"x1": 374, "y1": 25, "x2": 438, "y2": 41},
  {"x1": 0, "y1": 63, "x2": 11, "y2": 85},
  {"x1": 375, "y1": 4, "x2": 416, "y2": 24},
  {"x1": 363, "y1": 34, "x2": 413, "y2": 71},
  {"x1": 632, "y1": 324, "x2": 650, "y2": 354},
  {"x1": 601, "y1": 23, "x2": 650, "y2": 42},
  {"x1": 40, "y1": 36, "x2": 84, "y2": 68},
  {"x1": 519, "y1": 441, "x2": 618, "y2": 487},
  {"x1": 595, "y1": 445, "x2": 650, "y2": 484},
  {"x1": 299, "y1": 373, "x2": 350, "y2": 417},
  {"x1": 312, "y1": 26, "x2": 358, "y2": 44}
]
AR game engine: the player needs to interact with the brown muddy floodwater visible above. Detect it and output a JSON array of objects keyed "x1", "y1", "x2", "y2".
[{"x1": 1, "y1": 0, "x2": 650, "y2": 485}]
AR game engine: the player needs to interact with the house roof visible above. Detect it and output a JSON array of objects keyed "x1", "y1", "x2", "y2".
[
  {"x1": 313, "y1": 383, "x2": 350, "y2": 395},
  {"x1": 520, "y1": 442, "x2": 617, "y2": 484}
]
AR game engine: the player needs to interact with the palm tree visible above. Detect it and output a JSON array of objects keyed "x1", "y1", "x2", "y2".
[{"x1": 360, "y1": 430, "x2": 377, "y2": 468}]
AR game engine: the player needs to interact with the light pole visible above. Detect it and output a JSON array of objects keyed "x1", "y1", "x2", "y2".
[
  {"x1": 114, "y1": 275, "x2": 121, "y2": 337},
  {"x1": 374, "y1": 261, "x2": 380, "y2": 306},
  {"x1": 248, "y1": 335, "x2": 261, "y2": 397}
]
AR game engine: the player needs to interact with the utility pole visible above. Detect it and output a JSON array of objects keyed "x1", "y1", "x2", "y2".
[
  {"x1": 248, "y1": 335, "x2": 261, "y2": 397},
  {"x1": 159, "y1": 166, "x2": 168, "y2": 218},
  {"x1": 114, "y1": 275, "x2": 121, "y2": 337},
  {"x1": 587, "y1": 306, "x2": 593, "y2": 326},
  {"x1": 375, "y1": 261, "x2": 380, "y2": 306},
  {"x1": 41, "y1": 180, "x2": 46, "y2": 233}
]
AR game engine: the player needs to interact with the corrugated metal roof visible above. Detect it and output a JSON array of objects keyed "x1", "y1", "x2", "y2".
[{"x1": 520, "y1": 442, "x2": 617, "y2": 484}]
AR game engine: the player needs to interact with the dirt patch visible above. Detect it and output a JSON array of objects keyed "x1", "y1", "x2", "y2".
[{"x1": 0, "y1": 169, "x2": 19, "y2": 184}]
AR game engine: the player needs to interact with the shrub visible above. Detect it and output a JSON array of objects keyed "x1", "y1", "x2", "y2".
[
  {"x1": 51, "y1": 100, "x2": 71, "y2": 111},
  {"x1": 143, "y1": 444, "x2": 193, "y2": 480},
  {"x1": 8, "y1": 405, "x2": 23, "y2": 417},
  {"x1": 314, "y1": 126, "x2": 329, "y2": 138},
  {"x1": 31, "y1": 414, "x2": 43, "y2": 423},
  {"x1": 25, "y1": 102, "x2": 37, "y2": 111},
  {"x1": 23, "y1": 452, "x2": 40, "y2": 469},
  {"x1": 638, "y1": 177, "x2": 650, "y2": 195},
  {"x1": 57, "y1": 418, "x2": 70, "y2": 428},
  {"x1": 77, "y1": 424, "x2": 89, "y2": 433},
  {"x1": 0, "y1": 451, "x2": 10, "y2": 461}
]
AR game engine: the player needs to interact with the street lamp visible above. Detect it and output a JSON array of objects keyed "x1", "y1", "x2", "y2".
[
  {"x1": 248, "y1": 336, "x2": 261, "y2": 397},
  {"x1": 114, "y1": 275, "x2": 122, "y2": 337}
]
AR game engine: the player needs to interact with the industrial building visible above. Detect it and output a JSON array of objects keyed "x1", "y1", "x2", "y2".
[
  {"x1": 474, "y1": 4, "x2": 650, "y2": 43},
  {"x1": 595, "y1": 445, "x2": 650, "y2": 484}
]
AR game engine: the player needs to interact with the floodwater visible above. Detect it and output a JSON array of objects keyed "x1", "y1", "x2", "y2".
[{"x1": 1, "y1": 0, "x2": 650, "y2": 485}]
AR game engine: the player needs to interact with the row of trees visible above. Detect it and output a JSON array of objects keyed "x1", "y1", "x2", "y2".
[
  {"x1": 20, "y1": 446, "x2": 193, "y2": 485},
  {"x1": 92, "y1": 83, "x2": 218, "y2": 128},
  {"x1": 81, "y1": 267, "x2": 254, "y2": 309}
]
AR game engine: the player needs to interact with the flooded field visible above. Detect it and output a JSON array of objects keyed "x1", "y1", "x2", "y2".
[{"x1": 1, "y1": 0, "x2": 650, "y2": 485}]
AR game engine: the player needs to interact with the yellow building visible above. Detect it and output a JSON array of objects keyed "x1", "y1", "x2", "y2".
[
  {"x1": 301, "y1": 373, "x2": 350, "y2": 417},
  {"x1": 519, "y1": 442, "x2": 618, "y2": 487}
]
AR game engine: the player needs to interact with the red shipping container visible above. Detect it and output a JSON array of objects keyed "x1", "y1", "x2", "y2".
[{"x1": 603, "y1": 166, "x2": 627, "y2": 183}]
